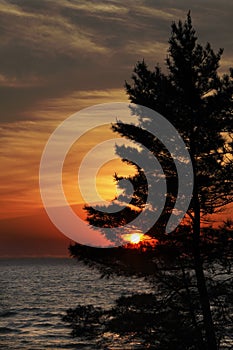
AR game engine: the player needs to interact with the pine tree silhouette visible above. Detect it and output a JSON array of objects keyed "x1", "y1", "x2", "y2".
[{"x1": 66, "y1": 13, "x2": 233, "y2": 350}]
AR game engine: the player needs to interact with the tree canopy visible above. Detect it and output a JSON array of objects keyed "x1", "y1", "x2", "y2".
[{"x1": 65, "y1": 13, "x2": 233, "y2": 350}]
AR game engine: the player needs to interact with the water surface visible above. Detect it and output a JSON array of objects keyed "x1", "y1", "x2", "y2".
[{"x1": 0, "y1": 258, "x2": 150, "y2": 349}]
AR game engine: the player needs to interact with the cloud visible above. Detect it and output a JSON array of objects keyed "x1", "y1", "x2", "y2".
[
  {"x1": 0, "y1": 87, "x2": 129, "y2": 219},
  {"x1": 58, "y1": 0, "x2": 129, "y2": 15},
  {"x1": 134, "y1": 4, "x2": 184, "y2": 20},
  {"x1": 0, "y1": 118, "x2": 50, "y2": 218},
  {"x1": 0, "y1": 0, "x2": 232, "y2": 251},
  {"x1": 0, "y1": 0, "x2": 232, "y2": 123},
  {"x1": 1, "y1": 0, "x2": 232, "y2": 218}
]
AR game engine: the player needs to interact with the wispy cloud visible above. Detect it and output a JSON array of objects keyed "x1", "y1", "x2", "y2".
[
  {"x1": 0, "y1": 0, "x2": 232, "y2": 123},
  {"x1": 0, "y1": 0, "x2": 232, "y2": 222},
  {"x1": 0, "y1": 88, "x2": 128, "y2": 218}
]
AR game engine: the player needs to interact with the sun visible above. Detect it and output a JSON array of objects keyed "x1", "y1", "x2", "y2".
[
  {"x1": 122, "y1": 233, "x2": 158, "y2": 247},
  {"x1": 123, "y1": 232, "x2": 144, "y2": 244},
  {"x1": 130, "y1": 233, "x2": 142, "y2": 244}
]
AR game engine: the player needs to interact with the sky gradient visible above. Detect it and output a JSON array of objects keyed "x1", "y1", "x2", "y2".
[{"x1": 0, "y1": 0, "x2": 232, "y2": 256}]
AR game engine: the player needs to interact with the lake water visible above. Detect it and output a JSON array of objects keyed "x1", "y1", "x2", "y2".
[{"x1": 0, "y1": 258, "x2": 151, "y2": 349}]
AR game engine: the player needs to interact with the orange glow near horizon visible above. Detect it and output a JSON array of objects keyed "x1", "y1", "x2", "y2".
[
  {"x1": 122, "y1": 233, "x2": 159, "y2": 248},
  {"x1": 123, "y1": 232, "x2": 145, "y2": 244}
]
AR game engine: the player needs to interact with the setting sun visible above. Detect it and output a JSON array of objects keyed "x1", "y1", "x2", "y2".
[
  {"x1": 123, "y1": 233, "x2": 144, "y2": 244},
  {"x1": 130, "y1": 233, "x2": 142, "y2": 244}
]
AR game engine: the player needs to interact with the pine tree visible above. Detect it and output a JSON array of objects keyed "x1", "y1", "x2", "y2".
[{"x1": 65, "y1": 13, "x2": 233, "y2": 350}]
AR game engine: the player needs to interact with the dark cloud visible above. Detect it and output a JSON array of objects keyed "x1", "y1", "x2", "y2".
[{"x1": 0, "y1": 0, "x2": 232, "y2": 122}]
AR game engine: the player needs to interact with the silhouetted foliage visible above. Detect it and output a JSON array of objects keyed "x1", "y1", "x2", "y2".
[
  {"x1": 65, "y1": 13, "x2": 233, "y2": 350},
  {"x1": 66, "y1": 224, "x2": 233, "y2": 349}
]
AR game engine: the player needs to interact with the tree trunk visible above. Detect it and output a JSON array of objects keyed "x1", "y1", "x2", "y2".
[
  {"x1": 193, "y1": 187, "x2": 218, "y2": 350},
  {"x1": 179, "y1": 258, "x2": 206, "y2": 350}
]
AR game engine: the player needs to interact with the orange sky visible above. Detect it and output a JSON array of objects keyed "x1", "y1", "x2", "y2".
[
  {"x1": 0, "y1": 1, "x2": 232, "y2": 256},
  {"x1": 0, "y1": 91, "x2": 133, "y2": 256}
]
